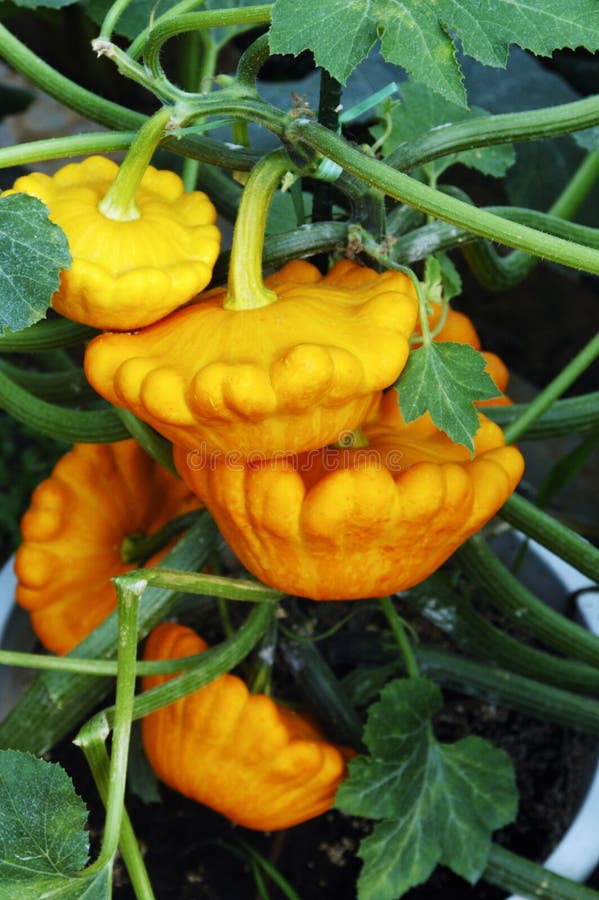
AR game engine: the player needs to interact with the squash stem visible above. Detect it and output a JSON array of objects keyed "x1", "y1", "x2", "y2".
[
  {"x1": 483, "y1": 844, "x2": 599, "y2": 899},
  {"x1": 456, "y1": 535, "x2": 599, "y2": 669},
  {"x1": 235, "y1": 33, "x2": 271, "y2": 91},
  {"x1": 77, "y1": 739, "x2": 156, "y2": 899},
  {"x1": 119, "y1": 601, "x2": 274, "y2": 722},
  {"x1": 117, "y1": 409, "x2": 177, "y2": 475},
  {"x1": 406, "y1": 572, "x2": 599, "y2": 696},
  {"x1": 503, "y1": 329, "x2": 599, "y2": 444},
  {"x1": 120, "y1": 511, "x2": 199, "y2": 565},
  {"x1": 499, "y1": 492, "x2": 599, "y2": 584},
  {"x1": 223, "y1": 149, "x2": 294, "y2": 310},
  {"x1": 75, "y1": 578, "x2": 143, "y2": 873},
  {"x1": 379, "y1": 596, "x2": 419, "y2": 678},
  {"x1": 288, "y1": 120, "x2": 599, "y2": 275},
  {"x1": 0, "y1": 367, "x2": 128, "y2": 442},
  {"x1": 98, "y1": 106, "x2": 172, "y2": 221},
  {"x1": 331, "y1": 427, "x2": 370, "y2": 449}
]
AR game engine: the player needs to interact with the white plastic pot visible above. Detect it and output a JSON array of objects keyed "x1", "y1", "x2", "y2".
[{"x1": 502, "y1": 537, "x2": 599, "y2": 899}]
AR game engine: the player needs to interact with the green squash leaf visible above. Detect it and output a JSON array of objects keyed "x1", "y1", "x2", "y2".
[
  {"x1": 270, "y1": 0, "x2": 599, "y2": 106},
  {"x1": 0, "y1": 194, "x2": 70, "y2": 337},
  {"x1": 336, "y1": 679, "x2": 518, "y2": 900},
  {"x1": 371, "y1": 81, "x2": 515, "y2": 178},
  {"x1": 0, "y1": 750, "x2": 96, "y2": 896},
  {"x1": 395, "y1": 342, "x2": 500, "y2": 451}
]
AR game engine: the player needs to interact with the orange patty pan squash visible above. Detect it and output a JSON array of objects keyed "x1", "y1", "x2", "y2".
[
  {"x1": 3, "y1": 156, "x2": 221, "y2": 330},
  {"x1": 84, "y1": 259, "x2": 419, "y2": 458},
  {"x1": 14, "y1": 440, "x2": 200, "y2": 655},
  {"x1": 142, "y1": 622, "x2": 354, "y2": 830},
  {"x1": 174, "y1": 392, "x2": 524, "y2": 600}
]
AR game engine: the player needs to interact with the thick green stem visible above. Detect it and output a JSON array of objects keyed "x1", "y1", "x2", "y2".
[
  {"x1": 120, "y1": 511, "x2": 200, "y2": 564},
  {"x1": 551, "y1": 151, "x2": 599, "y2": 220},
  {"x1": 117, "y1": 409, "x2": 176, "y2": 476},
  {"x1": 486, "y1": 392, "x2": 599, "y2": 439},
  {"x1": 416, "y1": 647, "x2": 599, "y2": 735},
  {"x1": 289, "y1": 121, "x2": 599, "y2": 274},
  {"x1": 236, "y1": 33, "x2": 272, "y2": 90},
  {"x1": 212, "y1": 220, "x2": 348, "y2": 283},
  {"x1": 76, "y1": 579, "x2": 142, "y2": 873},
  {"x1": 0, "y1": 647, "x2": 237, "y2": 677},
  {"x1": 0, "y1": 319, "x2": 96, "y2": 352},
  {"x1": 123, "y1": 601, "x2": 274, "y2": 722},
  {"x1": 0, "y1": 368, "x2": 128, "y2": 443},
  {"x1": 379, "y1": 596, "x2": 419, "y2": 678},
  {"x1": 180, "y1": 30, "x2": 219, "y2": 191},
  {"x1": 500, "y1": 493, "x2": 599, "y2": 583},
  {"x1": 456, "y1": 535, "x2": 599, "y2": 669},
  {"x1": 100, "y1": 0, "x2": 135, "y2": 40},
  {"x1": 0, "y1": 22, "x2": 258, "y2": 171},
  {"x1": 465, "y1": 151, "x2": 599, "y2": 288},
  {"x1": 78, "y1": 741, "x2": 155, "y2": 899},
  {"x1": 92, "y1": 39, "x2": 185, "y2": 105},
  {"x1": 129, "y1": 0, "x2": 210, "y2": 58},
  {"x1": 224, "y1": 150, "x2": 293, "y2": 310},
  {"x1": 406, "y1": 573, "x2": 599, "y2": 696},
  {"x1": 0, "y1": 132, "x2": 135, "y2": 170},
  {"x1": 98, "y1": 107, "x2": 172, "y2": 220},
  {"x1": 0, "y1": 22, "x2": 142, "y2": 130},
  {"x1": 0, "y1": 360, "x2": 94, "y2": 405},
  {"x1": 141, "y1": 7, "x2": 272, "y2": 78},
  {"x1": 279, "y1": 606, "x2": 364, "y2": 749},
  {"x1": 503, "y1": 331, "x2": 599, "y2": 444},
  {"x1": 115, "y1": 567, "x2": 282, "y2": 603},
  {"x1": 387, "y1": 96, "x2": 599, "y2": 171},
  {"x1": 484, "y1": 845, "x2": 599, "y2": 899},
  {"x1": 391, "y1": 203, "x2": 599, "y2": 270}
]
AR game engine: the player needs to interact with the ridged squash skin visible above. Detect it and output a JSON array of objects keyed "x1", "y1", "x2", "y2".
[
  {"x1": 84, "y1": 259, "x2": 419, "y2": 457},
  {"x1": 142, "y1": 622, "x2": 354, "y2": 830},
  {"x1": 174, "y1": 392, "x2": 524, "y2": 600},
  {"x1": 4, "y1": 156, "x2": 221, "y2": 330},
  {"x1": 14, "y1": 440, "x2": 200, "y2": 654}
]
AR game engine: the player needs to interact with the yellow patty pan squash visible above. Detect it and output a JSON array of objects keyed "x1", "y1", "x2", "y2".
[
  {"x1": 14, "y1": 440, "x2": 200, "y2": 655},
  {"x1": 4, "y1": 156, "x2": 221, "y2": 330},
  {"x1": 174, "y1": 392, "x2": 524, "y2": 600},
  {"x1": 84, "y1": 259, "x2": 419, "y2": 457},
  {"x1": 142, "y1": 622, "x2": 354, "y2": 830}
]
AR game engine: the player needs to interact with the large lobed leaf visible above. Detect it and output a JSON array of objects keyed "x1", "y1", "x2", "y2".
[
  {"x1": 0, "y1": 750, "x2": 112, "y2": 899},
  {"x1": 394, "y1": 341, "x2": 501, "y2": 451},
  {"x1": 270, "y1": 0, "x2": 599, "y2": 106},
  {"x1": 336, "y1": 679, "x2": 518, "y2": 900},
  {"x1": 0, "y1": 194, "x2": 70, "y2": 336}
]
